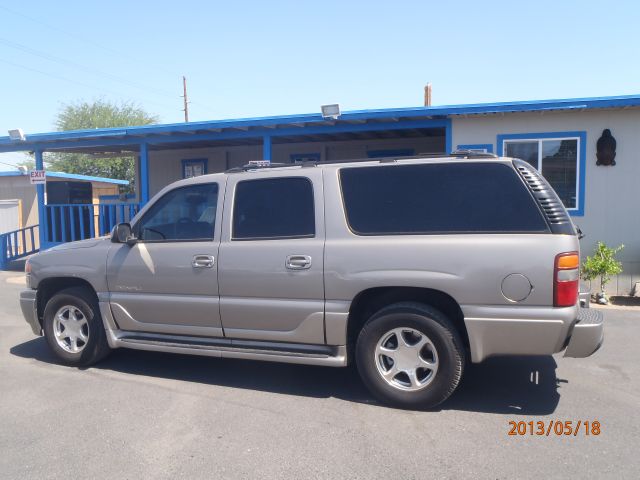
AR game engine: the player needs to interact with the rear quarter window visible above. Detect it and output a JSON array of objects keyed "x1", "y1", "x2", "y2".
[{"x1": 339, "y1": 162, "x2": 549, "y2": 235}]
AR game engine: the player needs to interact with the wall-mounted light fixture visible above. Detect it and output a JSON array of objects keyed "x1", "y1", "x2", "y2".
[
  {"x1": 321, "y1": 104, "x2": 341, "y2": 120},
  {"x1": 8, "y1": 128, "x2": 26, "y2": 141}
]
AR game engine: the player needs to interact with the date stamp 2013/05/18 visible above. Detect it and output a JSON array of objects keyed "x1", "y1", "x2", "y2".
[{"x1": 508, "y1": 420, "x2": 601, "y2": 437}]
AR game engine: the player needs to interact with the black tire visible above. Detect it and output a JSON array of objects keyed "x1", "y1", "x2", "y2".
[
  {"x1": 355, "y1": 302, "x2": 465, "y2": 409},
  {"x1": 42, "y1": 286, "x2": 111, "y2": 367}
]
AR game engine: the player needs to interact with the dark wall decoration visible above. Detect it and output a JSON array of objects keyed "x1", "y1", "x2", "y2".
[{"x1": 596, "y1": 129, "x2": 616, "y2": 166}]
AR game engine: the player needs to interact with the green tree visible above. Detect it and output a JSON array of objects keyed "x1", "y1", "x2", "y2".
[
  {"x1": 581, "y1": 242, "x2": 624, "y2": 303},
  {"x1": 46, "y1": 99, "x2": 159, "y2": 191}
]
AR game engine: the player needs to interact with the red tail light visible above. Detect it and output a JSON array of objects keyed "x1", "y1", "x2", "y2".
[{"x1": 554, "y1": 252, "x2": 579, "y2": 307}]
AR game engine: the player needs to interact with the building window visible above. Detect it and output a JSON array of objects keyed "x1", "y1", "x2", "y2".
[
  {"x1": 290, "y1": 153, "x2": 320, "y2": 164},
  {"x1": 182, "y1": 158, "x2": 208, "y2": 179},
  {"x1": 498, "y1": 132, "x2": 585, "y2": 215},
  {"x1": 456, "y1": 143, "x2": 494, "y2": 153}
]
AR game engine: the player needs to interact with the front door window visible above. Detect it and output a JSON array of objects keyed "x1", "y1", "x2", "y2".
[{"x1": 134, "y1": 183, "x2": 218, "y2": 241}]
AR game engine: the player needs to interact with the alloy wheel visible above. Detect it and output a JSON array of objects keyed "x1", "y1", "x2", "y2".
[
  {"x1": 52, "y1": 305, "x2": 89, "y2": 354},
  {"x1": 374, "y1": 327, "x2": 439, "y2": 391}
]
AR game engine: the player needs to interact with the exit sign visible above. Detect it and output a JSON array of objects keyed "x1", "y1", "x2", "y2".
[{"x1": 29, "y1": 170, "x2": 46, "y2": 185}]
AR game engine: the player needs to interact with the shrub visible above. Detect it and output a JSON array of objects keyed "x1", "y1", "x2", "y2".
[{"x1": 580, "y1": 242, "x2": 624, "y2": 296}]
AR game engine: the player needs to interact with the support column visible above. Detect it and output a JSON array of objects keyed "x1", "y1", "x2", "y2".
[
  {"x1": 34, "y1": 149, "x2": 46, "y2": 248},
  {"x1": 140, "y1": 142, "x2": 149, "y2": 205},
  {"x1": 263, "y1": 135, "x2": 272, "y2": 162},
  {"x1": 445, "y1": 119, "x2": 452, "y2": 154}
]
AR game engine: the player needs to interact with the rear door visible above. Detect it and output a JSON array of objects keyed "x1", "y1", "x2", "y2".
[
  {"x1": 218, "y1": 169, "x2": 325, "y2": 344},
  {"x1": 106, "y1": 179, "x2": 224, "y2": 337}
]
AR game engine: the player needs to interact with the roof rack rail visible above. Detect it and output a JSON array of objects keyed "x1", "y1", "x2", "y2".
[
  {"x1": 225, "y1": 151, "x2": 498, "y2": 173},
  {"x1": 295, "y1": 151, "x2": 498, "y2": 166},
  {"x1": 449, "y1": 149, "x2": 498, "y2": 158},
  {"x1": 226, "y1": 161, "x2": 289, "y2": 173}
]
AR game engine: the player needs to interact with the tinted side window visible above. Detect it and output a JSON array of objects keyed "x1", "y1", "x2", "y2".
[
  {"x1": 340, "y1": 163, "x2": 548, "y2": 234},
  {"x1": 233, "y1": 177, "x2": 315, "y2": 240},
  {"x1": 135, "y1": 183, "x2": 218, "y2": 241}
]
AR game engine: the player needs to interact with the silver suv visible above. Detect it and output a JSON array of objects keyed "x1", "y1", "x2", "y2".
[{"x1": 19, "y1": 154, "x2": 604, "y2": 408}]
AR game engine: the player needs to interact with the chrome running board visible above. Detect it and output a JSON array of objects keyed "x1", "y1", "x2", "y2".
[
  {"x1": 113, "y1": 331, "x2": 347, "y2": 367},
  {"x1": 98, "y1": 299, "x2": 347, "y2": 367}
]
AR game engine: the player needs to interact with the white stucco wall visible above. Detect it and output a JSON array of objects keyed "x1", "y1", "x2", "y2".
[{"x1": 453, "y1": 108, "x2": 640, "y2": 294}]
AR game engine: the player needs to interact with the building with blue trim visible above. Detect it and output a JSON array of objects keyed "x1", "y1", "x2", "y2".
[
  {"x1": 0, "y1": 171, "x2": 129, "y2": 268},
  {"x1": 0, "y1": 170, "x2": 128, "y2": 230},
  {"x1": 1, "y1": 94, "x2": 639, "y2": 293}
]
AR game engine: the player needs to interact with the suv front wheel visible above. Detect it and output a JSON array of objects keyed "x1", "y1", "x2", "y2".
[
  {"x1": 355, "y1": 302, "x2": 465, "y2": 409},
  {"x1": 43, "y1": 286, "x2": 111, "y2": 367}
]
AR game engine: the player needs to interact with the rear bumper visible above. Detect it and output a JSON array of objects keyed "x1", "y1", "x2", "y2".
[
  {"x1": 463, "y1": 304, "x2": 578, "y2": 362},
  {"x1": 462, "y1": 304, "x2": 603, "y2": 362},
  {"x1": 20, "y1": 289, "x2": 41, "y2": 336},
  {"x1": 564, "y1": 308, "x2": 604, "y2": 358}
]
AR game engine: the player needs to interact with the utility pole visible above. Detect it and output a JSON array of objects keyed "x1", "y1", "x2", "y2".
[{"x1": 182, "y1": 76, "x2": 190, "y2": 122}]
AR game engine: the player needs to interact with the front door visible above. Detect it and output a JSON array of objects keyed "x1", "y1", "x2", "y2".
[
  {"x1": 106, "y1": 180, "x2": 224, "y2": 337},
  {"x1": 218, "y1": 170, "x2": 325, "y2": 344}
]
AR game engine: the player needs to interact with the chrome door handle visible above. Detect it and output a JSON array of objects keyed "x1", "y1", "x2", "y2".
[
  {"x1": 192, "y1": 255, "x2": 215, "y2": 268},
  {"x1": 285, "y1": 255, "x2": 312, "y2": 270}
]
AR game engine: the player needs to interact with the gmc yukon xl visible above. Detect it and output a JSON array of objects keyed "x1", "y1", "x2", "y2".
[{"x1": 20, "y1": 154, "x2": 604, "y2": 408}]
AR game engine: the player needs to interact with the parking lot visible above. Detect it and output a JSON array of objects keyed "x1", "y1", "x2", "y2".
[{"x1": 0, "y1": 271, "x2": 638, "y2": 479}]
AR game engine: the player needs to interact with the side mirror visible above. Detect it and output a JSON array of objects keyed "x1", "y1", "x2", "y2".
[{"x1": 111, "y1": 223, "x2": 136, "y2": 245}]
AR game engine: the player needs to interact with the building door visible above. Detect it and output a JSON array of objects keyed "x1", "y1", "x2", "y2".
[
  {"x1": 0, "y1": 200, "x2": 20, "y2": 234},
  {"x1": 218, "y1": 170, "x2": 326, "y2": 344},
  {"x1": 106, "y1": 181, "x2": 224, "y2": 337}
]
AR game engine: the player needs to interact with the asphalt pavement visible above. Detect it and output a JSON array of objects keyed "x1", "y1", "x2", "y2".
[{"x1": 1, "y1": 271, "x2": 638, "y2": 479}]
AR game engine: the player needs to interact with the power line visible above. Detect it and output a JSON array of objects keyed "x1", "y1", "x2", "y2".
[
  {"x1": 0, "y1": 57, "x2": 179, "y2": 111},
  {"x1": 0, "y1": 4, "x2": 219, "y2": 118},
  {"x1": 0, "y1": 37, "x2": 178, "y2": 99},
  {"x1": 0, "y1": 159, "x2": 22, "y2": 168},
  {"x1": 0, "y1": 4, "x2": 176, "y2": 77}
]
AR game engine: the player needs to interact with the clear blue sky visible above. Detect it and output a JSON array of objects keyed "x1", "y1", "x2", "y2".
[{"x1": 1, "y1": 0, "x2": 638, "y2": 168}]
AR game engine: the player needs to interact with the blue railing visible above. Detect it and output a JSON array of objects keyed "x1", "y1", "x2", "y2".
[
  {"x1": 0, "y1": 225, "x2": 39, "y2": 270},
  {"x1": 0, "y1": 203, "x2": 141, "y2": 268},
  {"x1": 97, "y1": 203, "x2": 141, "y2": 236},
  {"x1": 43, "y1": 203, "x2": 141, "y2": 246}
]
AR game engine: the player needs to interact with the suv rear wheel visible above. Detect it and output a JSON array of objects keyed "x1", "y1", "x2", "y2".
[
  {"x1": 355, "y1": 302, "x2": 465, "y2": 409},
  {"x1": 43, "y1": 287, "x2": 111, "y2": 367}
]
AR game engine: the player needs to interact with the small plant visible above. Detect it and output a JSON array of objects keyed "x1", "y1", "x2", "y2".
[{"x1": 580, "y1": 242, "x2": 624, "y2": 304}]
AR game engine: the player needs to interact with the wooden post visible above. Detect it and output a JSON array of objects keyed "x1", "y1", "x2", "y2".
[{"x1": 424, "y1": 83, "x2": 432, "y2": 106}]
